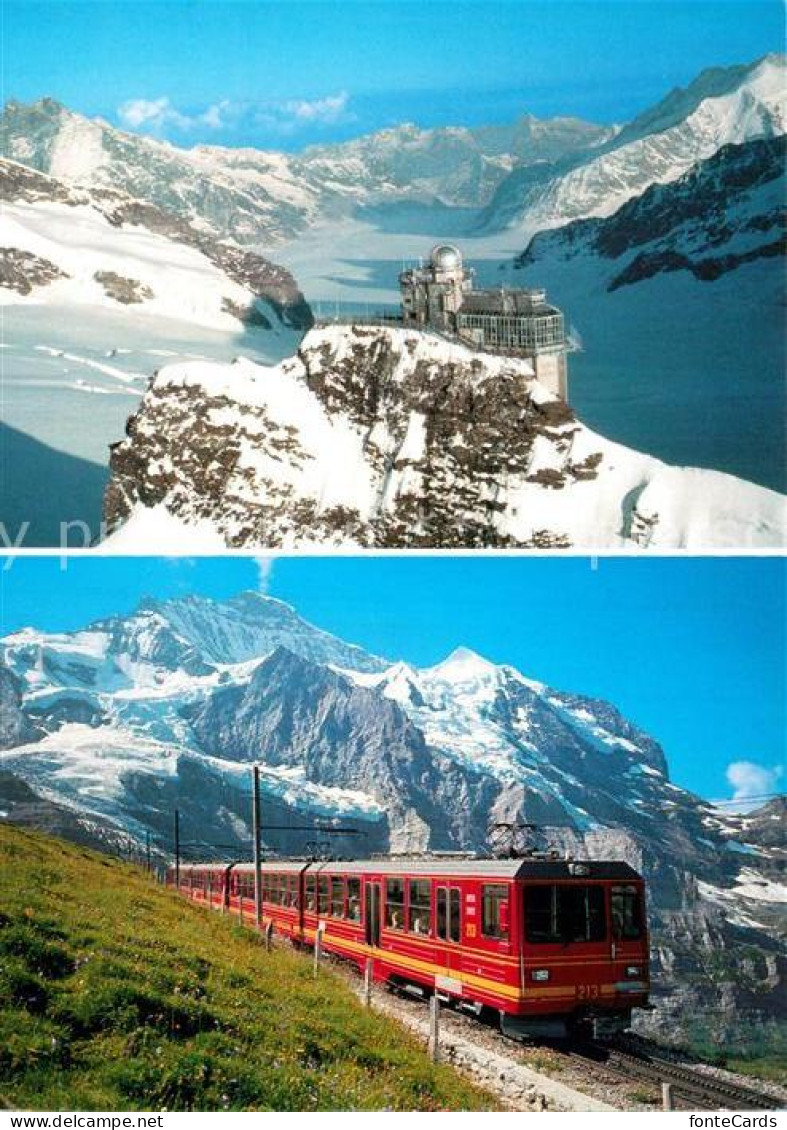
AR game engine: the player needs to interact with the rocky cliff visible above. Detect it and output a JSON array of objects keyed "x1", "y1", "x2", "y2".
[{"x1": 104, "y1": 325, "x2": 785, "y2": 550}]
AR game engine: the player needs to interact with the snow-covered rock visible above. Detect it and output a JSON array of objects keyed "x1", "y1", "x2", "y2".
[
  {"x1": 515, "y1": 137, "x2": 785, "y2": 292},
  {"x1": 0, "y1": 159, "x2": 312, "y2": 331},
  {"x1": 103, "y1": 324, "x2": 785, "y2": 550},
  {"x1": 508, "y1": 136, "x2": 786, "y2": 494}
]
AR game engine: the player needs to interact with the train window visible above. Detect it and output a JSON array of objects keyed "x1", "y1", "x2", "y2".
[
  {"x1": 318, "y1": 876, "x2": 330, "y2": 914},
  {"x1": 525, "y1": 885, "x2": 606, "y2": 943},
  {"x1": 611, "y1": 885, "x2": 643, "y2": 939},
  {"x1": 290, "y1": 876, "x2": 299, "y2": 908},
  {"x1": 305, "y1": 875, "x2": 316, "y2": 911},
  {"x1": 347, "y1": 878, "x2": 362, "y2": 922},
  {"x1": 407, "y1": 879, "x2": 431, "y2": 935},
  {"x1": 449, "y1": 888, "x2": 461, "y2": 943},
  {"x1": 385, "y1": 878, "x2": 405, "y2": 929},
  {"x1": 482, "y1": 884, "x2": 509, "y2": 940},
  {"x1": 436, "y1": 887, "x2": 447, "y2": 940},
  {"x1": 330, "y1": 877, "x2": 345, "y2": 917}
]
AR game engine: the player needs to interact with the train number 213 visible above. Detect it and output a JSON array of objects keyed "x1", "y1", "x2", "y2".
[{"x1": 576, "y1": 984, "x2": 600, "y2": 1001}]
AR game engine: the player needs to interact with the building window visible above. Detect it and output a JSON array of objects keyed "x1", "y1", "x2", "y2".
[
  {"x1": 385, "y1": 878, "x2": 405, "y2": 929},
  {"x1": 482, "y1": 884, "x2": 509, "y2": 940},
  {"x1": 408, "y1": 879, "x2": 431, "y2": 935}
]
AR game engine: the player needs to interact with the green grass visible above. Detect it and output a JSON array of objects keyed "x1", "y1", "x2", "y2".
[
  {"x1": 0, "y1": 825, "x2": 498, "y2": 1111},
  {"x1": 709, "y1": 1055, "x2": 787, "y2": 1087}
]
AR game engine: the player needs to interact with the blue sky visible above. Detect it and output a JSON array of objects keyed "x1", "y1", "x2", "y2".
[
  {"x1": 0, "y1": 555, "x2": 783, "y2": 807},
  {"x1": 4, "y1": 1, "x2": 784, "y2": 148}
]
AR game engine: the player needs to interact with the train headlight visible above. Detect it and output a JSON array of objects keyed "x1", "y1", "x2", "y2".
[
  {"x1": 626, "y1": 965, "x2": 641, "y2": 977},
  {"x1": 531, "y1": 969, "x2": 550, "y2": 982}
]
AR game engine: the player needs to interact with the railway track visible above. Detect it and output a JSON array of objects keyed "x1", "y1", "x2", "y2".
[
  {"x1": 210, "y1": 896, "x2": 784, "y2": 1112},
  {"x1": 568, "y1": 1039, "x2": 784, "y2": 1111}
]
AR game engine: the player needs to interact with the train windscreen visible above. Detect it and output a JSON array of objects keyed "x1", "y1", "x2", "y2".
[{"x1": 524, "y1": 884, "x2": 606, "y2": 943}]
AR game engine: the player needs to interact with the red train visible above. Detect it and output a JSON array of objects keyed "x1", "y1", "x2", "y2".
[{"x1": 167, "y1": 855, "x2": 650, "y2": 1038}]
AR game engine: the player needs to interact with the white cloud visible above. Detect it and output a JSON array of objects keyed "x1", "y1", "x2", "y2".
[
  {"x1": 117, "y1": 92, "x2": 352, "y2": 138},
  {"x1": 118, "y1": 96, "x2": 233, "y2": 134},
  {"x1": 725, "y1": 760, "x2": 784, "y2": 811},
  {"x1": 283, "y1": 91, "x2": 350, "y2": 124},
  {"x1": 254, "y1": 557, "x2": 275, "y2": 594}
]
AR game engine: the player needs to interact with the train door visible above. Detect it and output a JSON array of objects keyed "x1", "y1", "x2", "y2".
[
  {"x1": 435, "y1": 884, "x2": 462, "y2": 986},
  {"x1": 609, "y1": 882, "x2": 648, "y2": 989},
  {"x1": 365, "y1": 881, "x2": 382, "y2": 948}
]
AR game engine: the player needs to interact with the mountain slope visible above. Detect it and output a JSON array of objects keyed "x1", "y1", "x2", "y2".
[
  {"x1": 102, "y1": 324, "x2": 785, "y2": 550},
  {"x1": 480, "y1": 54, "x2": 785, "y2": 235},
  {"x1": 0, "y1": 824, "x2": 492, "y2": 1111},
  {"x1": 0, "y1": 159, "x2": 312, "y2": 331},
  {"x1": 509, "y1": 136, "x2": 786, "y2": 492},
  {"x1": 515, "y1": 137, "x2": 786, "y2": 291},
  {"x1": 0, "y1": 98, "x2": 612, "y2": 246},
  {"x1": 1, "y1": 591, "x2": 784, "y2": 1050}
]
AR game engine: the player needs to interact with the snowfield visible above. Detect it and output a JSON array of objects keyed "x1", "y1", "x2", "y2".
[{"x1": 2, "y1": 199, "x2": 270, "y2": 332}]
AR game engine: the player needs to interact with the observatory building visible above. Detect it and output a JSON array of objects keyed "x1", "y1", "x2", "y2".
[{"x1": 399, "y1": 244, "x2": 568, "y2": 399}]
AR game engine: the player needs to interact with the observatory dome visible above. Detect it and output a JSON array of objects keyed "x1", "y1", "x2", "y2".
[{"x1": 430, "y1": 244, "x2": 462, "y2": 271}]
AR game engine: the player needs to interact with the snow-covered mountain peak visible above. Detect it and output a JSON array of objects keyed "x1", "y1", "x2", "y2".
[
  {"x1": 424, "y1": 646, "x2": 501, "y2": 682},
  {"x1": 480, "y1": 52, "x2": 785, "y2": 236},
  {"x1": 618, "y1": 53, "x2": 785, "y2": 147},
  {"x1": 110, "y1": 590, "x2": 388, "y2": 673}
]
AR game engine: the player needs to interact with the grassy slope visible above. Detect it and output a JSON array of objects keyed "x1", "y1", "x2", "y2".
[{"x1": 0, "y1": 826, "x2": 497, "y2": 1111}]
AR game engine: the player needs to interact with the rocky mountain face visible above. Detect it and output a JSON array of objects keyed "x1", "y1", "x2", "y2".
[
  {"x1": 0, "y1": 159, "x2": 312, "y2": 330},
  {"x1": 0, "y1": 591, "x2": 784, "y2": 1051},
  {"x1": 479, "y1": 54, "x2": 784, "y2": 235},
  {"x1": 102, "y1": 324, "x2": 784, "y2": 550},
  {"x1": 504, "y1": 129, "x2": 787, "y2": 495},
  {"x1": 0, "y1": 98, "x2": 613, "y2": 245},
  {"x1": 514, "y1": 137, "x2": 786, "y2": 291}
]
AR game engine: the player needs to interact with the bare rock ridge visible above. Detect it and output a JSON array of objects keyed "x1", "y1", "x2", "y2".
[
  {"x1": 103, "y1": 324, "x2": 785, "y2": 549},
  {"x1": 0, "y1": 159, "x2": 313, "y2": 329}
]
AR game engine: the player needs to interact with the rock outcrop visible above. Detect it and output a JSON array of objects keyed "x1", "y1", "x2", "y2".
[{"x1": 103, "y1": 325, "x2": 785, "y2": 550}]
